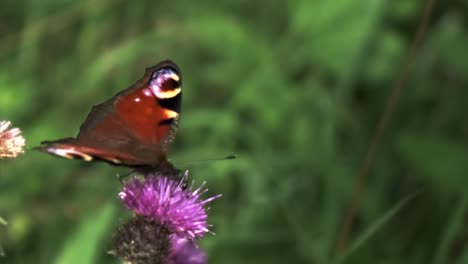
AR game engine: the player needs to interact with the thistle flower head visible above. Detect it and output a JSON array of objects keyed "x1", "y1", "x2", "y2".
[
  {"x1": 0, "y1": 121, "x2": 25, "y2": 159},
  {"x1": 113, "y1": 216, "x2": 171, "y2": 264},
  {"x1": 113, "y1": 223, "x2": 206, "y2": 264},
  {"x1": 119, "y1": 172, "x2": 221, "y2": 239},
  {"x1": 167, "y1": 235, "x2": 206, "y2": 264}
]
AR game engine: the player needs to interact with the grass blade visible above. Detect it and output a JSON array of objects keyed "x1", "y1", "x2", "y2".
[
  {"x1": 54, "y1": 203, "x2": 116, "y2": 264},
  {"x1": 333, "y1": 190, "x2": 420, "y2": 263},
  {"x1": 433, "y1": 192, "x2": 468, "y2": 264}
]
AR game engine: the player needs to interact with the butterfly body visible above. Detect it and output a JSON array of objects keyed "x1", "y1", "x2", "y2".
[{"x1": 38, "y1": 60, "x2": 182, "y2": 175}]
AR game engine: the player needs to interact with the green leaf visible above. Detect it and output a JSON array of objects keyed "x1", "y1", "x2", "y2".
[
  {"x1": 397, "y1": 133, "x2": 468, "y2": 192},
  {"x1": 0, "y1": 217, "x2": 7, "y2": 226},
  {"x1": 289, "y1": 0, "x2": 386, "y2": 72},
  {"x1": 54, "y1": 203, "x2": 116, "y2": 264},
  {"x1": 333, "y1": 191, "x2": 419, "y2": 263},
  {"x1": 433, "y1": 193, "x2": 468, "y2": 264}
]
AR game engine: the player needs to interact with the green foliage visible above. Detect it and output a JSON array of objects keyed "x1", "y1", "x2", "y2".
[
  {"x1": 398, "y1": 133, "x2": 468, "y2": 192},
  {"x1": 333, "y1": 191, "x2": 420, "y2": 264},
  {"x1": 54, "y1": 203, "x2": 116, "y2": 264},
  {"x1": 1, "y1": 0, "x2": 467, "y2": 263}
]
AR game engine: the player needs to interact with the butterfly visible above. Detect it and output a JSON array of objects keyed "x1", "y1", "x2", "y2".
[{"x1": 37, "y1": 60, "x2": 182, "y2": 175}]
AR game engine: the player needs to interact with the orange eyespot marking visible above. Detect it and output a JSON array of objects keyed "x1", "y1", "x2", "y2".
[
  {"x1": 169, "y1": 73, "x2": 180, "y2": 82},
  {"x1": 156, "y1": 87, "x2": 181, "y2": 99},
  {"x1": 150, "y1": 68, "x2": 181, "y2": 99}
]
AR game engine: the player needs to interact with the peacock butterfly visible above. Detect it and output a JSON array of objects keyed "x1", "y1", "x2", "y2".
[{"x1": 37, "y1": 60, "x2": 182, "y2": 175}]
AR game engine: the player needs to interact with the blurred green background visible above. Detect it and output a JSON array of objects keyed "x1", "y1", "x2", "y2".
[{"x1": 1, "y1": 0, "x2": 468, "y2": 263}]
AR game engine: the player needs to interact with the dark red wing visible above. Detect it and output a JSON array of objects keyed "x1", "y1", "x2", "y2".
[{"x1": 38, "y1": 60, "x2": 182, "y2": 169}]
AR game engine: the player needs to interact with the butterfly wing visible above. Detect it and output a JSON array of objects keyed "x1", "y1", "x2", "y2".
[{"x1": 38, "y1": 60, "x2": 182, "y2": 168}]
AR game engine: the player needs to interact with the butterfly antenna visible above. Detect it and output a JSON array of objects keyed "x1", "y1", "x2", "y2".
[{"x1": 178, "y1": 154, "x2": 237, "y2": 166}]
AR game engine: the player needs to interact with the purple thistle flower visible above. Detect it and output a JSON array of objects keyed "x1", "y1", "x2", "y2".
[
  {"x1": 113, "y1": 216, "x2": 171, "y2": 264},
  {"x1": 167, "y1": 235, "x2": 206, "y2": 264},
  {"x1": 119, "y1": 171, "x2": 221, "y2": 239},
  {"x1": 113, "y1": 223, "x2": 207, "y2": 264}
]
